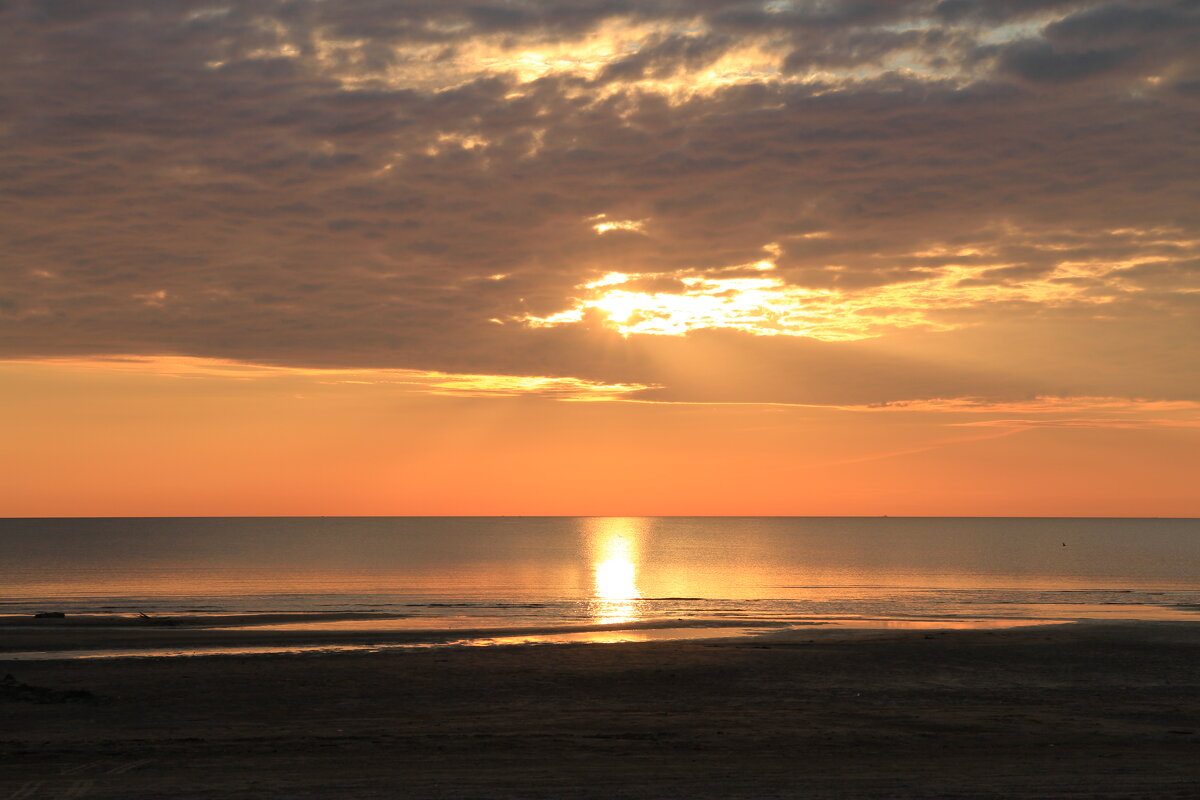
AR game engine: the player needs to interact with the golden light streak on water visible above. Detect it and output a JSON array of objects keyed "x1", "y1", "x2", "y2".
[{"x1": 585, "y1": 518, "x2": 646, "y2": 624}]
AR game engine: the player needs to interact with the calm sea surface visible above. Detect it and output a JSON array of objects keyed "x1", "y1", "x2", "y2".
[{"x1": 2, "y1": 517, "x2": 1198, "y2": 631}]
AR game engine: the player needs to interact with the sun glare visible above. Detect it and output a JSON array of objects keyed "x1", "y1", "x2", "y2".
[
  {"x1": 586, "y1": 518, "x2": 645, "y2": 624},
  {"x1": 594, "y1": 546, "x2": 638, "y2": 601}
]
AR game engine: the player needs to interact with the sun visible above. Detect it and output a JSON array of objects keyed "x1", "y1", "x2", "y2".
[
  {"x1": 594, "y1": 536, "x2": 640, "y2": 601},
  {"x1": 592, "y1": 290, "x2": 644, "y2": 325}
]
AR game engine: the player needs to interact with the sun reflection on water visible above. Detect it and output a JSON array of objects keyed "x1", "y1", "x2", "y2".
[{"x1": 585, "y1": 518, "x2": 645, "y2": 624}]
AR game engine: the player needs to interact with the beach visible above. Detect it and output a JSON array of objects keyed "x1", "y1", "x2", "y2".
[{"x1": 3, "y1": 621, "x2": 1199, "y2": 798}]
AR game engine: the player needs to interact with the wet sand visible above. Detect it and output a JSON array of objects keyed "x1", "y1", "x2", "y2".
[
  {"x1": 3, "y1": 621, "x2": 1199, "y2": 798},
  {"x1": 0, "y1": 615, "x2": 794, "y2": 656}
]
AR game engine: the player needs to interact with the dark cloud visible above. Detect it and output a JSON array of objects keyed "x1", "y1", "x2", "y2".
[
  {"x1": 598, "y1": 33, "x2": 733, "y2": 83},
  {"x1": 985, "y1": 1, "x2": 1199, "y2": 84},
  {"x1": 994, "y1": 40, "x2": 1139, "y2": 82},
  {"x1": 1045, "y1": 3, "x2": 1189, "y2": 43},
  {"x1": 933, "y1": 0, "x2": 1086, "y2": 24},
  {"x1": 1, "y1": 0, "x2": 1197, "y2": 403}
]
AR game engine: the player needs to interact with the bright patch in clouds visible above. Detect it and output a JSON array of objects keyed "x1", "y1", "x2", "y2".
[
  {"x1": 520, "y1": 248, "x2": 1137, "y2": 341},
  {"x1": 590, "y1": 215, "x2": 647, "y2": 235},
  {"x1": 298, "y1": 14, "x2": 971, "y2": 99},
  {"x1": 525, "y1": 267, "x2": 872, "y2": 339}
]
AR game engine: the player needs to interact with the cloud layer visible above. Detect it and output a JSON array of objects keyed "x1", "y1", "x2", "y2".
[{"x1": 2, "y1": 0, "x2": 1197, "y2": 404}]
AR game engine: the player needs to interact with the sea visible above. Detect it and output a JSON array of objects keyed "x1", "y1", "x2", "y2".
[{"x1": 2, "y1": 517, "x2": 1198, "y2": 656}]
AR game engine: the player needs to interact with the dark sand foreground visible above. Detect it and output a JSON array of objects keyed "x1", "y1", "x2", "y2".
[{"x1": 3, "y1": 622, "x2": 1199, "y2": 798}]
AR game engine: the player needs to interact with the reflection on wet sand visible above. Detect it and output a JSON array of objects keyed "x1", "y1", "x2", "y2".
[
  {"x1": 461, "y1": 626, "x2": 775, "y2": 647},
  {"x1": 0, "y1": 618, "x2": 1081, "y2": 661},
  {"x1": 585, "y1": 518, "x2": 645, "y2": 624},
  {"x1": 0, "y1": 625, "x2": 784, "y2": 660},
  {"x1": 822, "y1": 618, "x2": 1072, "y2": 630}
]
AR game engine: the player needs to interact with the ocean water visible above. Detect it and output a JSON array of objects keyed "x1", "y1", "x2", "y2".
[{"x1": 2, "y1": 517, "x2": 1198, "y2": 631}]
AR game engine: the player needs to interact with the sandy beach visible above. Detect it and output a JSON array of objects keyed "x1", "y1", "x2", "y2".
[{"x1": 3, "y1": 621, "x2": 1198, "y2": 798}]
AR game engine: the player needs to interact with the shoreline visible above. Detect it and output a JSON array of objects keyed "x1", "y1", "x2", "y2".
[
  {"x1": 0, "y1": 613, "x2": 1092, "y2": 659},
  {"x1": 2, "y1": 620, "x2": 1198, "y2": 798},
  {"x1": 0, "y1": 615, "x2": 788, "y2": 653}
]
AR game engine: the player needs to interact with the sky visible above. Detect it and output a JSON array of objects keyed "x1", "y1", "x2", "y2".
[{"x1": 2, "y1": 0, "x2": 1198, "y2": 516}]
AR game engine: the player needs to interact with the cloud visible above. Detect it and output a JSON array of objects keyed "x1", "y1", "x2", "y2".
[
  {"x1": 933, "y1": 0, "x2": 1082, "y2": 24},
  {"x1": 850, "y1": 396, "x2": 1200, "y2": 414},
  {"x1": 1045, "y1": 3, "x2": 1188, "y2": 44},
  {"x1": 0, "y1": 355, "x2": 655, "y2": 401},
  {"x1": 994, "y1": 40, "x2": 1140, "y2": 83},
  {"x1": 0, "y1": 0, "x2": 1197, "y2": 405},
  {"x1": 953, "y1": 417, "x2": 1200, "y2": 429}
]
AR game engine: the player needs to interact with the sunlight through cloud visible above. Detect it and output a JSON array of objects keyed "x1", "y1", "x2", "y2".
[
  {"x1": 519, "y1": 238, "x2": 1163, "y2": 341},
  {"x1": 590, "y1": 214, "x2": 647, "y2": 235}
]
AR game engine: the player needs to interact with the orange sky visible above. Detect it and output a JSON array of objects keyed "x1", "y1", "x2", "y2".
[{"x1": 2, "y1": 1, "x2": 1198, "y2": 516}]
